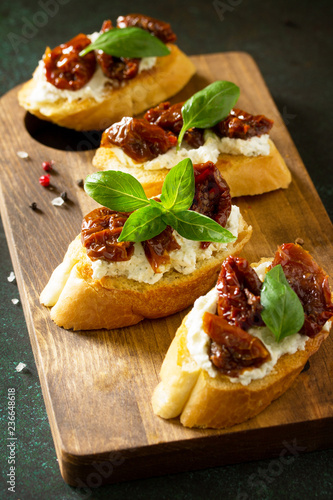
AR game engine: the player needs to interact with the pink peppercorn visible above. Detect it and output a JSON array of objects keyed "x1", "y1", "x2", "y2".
[
  {"x1": 42, "y1": 161, "x2": 53, "y2": 171},
  {"x1": 39, "y1": 175, "x2": 50, "y2": 187}
]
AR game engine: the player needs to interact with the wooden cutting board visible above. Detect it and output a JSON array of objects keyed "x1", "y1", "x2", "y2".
[{"x1": 1, "y1": 52, "x2": 332, "y2": 487}]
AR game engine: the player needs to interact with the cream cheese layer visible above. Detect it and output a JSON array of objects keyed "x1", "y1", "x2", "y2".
[{"x1": 185, "y1": 261, "x2": 327, "y2": 386}]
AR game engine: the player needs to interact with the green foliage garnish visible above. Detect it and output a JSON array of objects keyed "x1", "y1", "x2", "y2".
[
  {"x1": 79, "y1": 27, "x2": 170, "y2": 58},
  {"x1": 160, "y1": 158, "x2": 195, "y2": 211},
  {"x1": 84, "y1": 159, "x2": 235, "y2": 244},
  {"x1": 84, "y1": 171, "x2": 149, "y2": 212},
  {"x1": 177, "y1": 80, "x2": 240, "y2": 148},
  {"x1": 170, "y1": 210, "x2": 235, "y2": 242},
  {"x1": 118, "y1": 205, "x2": 167, "y2": 242},
  {"x1": 261, "y1": 265, "x2": 305, "y2": 342}
]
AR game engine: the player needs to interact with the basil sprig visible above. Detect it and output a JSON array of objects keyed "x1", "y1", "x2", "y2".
[
  {"x1": 79, "y1": 27, "x2": 170, "y2": 58},
  {"x1": 177, "y1": 80, "x2": 240, "y2": 148},
  {"x1": 84, "y1": 170, "x2": 149, "y2": 212},
  {"x1": 260, "y1": 265, "x2": 305, "y2": 342},
  {"x1": 84, "y1": 158, "x2": 235, "y2": 244}
]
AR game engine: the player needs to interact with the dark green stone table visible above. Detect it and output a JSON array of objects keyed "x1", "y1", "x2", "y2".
[{"x1": 1, "y1": 1, "x2": 332, "y2": 498}]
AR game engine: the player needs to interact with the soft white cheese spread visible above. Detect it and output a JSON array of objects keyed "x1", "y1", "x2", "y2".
[
  {"x1": 91, "y1": 205, "x2": 241, "y2": 284},
  {"x1": 217, "y1": 134, "x2": 270, "y2": 156},
  {"x1": 185, "y1": 261, "x2": 329, "y2": 386},
  {"x1": 28, "y1": 32, "x2": 157, "y2": 105},
  {"x1": 138, "y1": 57, "x2": 157, "y2": 72},
  {"x1": 185, "y1": 287, "x2": 219, "y2": 377},
  {"x1": 106, "y1": 130, "x2": 270, "y2": 173},
  {"x1": 30, "y1": 60, "x2": 111, "y2": 104}
]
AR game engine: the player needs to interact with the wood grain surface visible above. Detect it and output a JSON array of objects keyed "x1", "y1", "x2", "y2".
[{"x1": 0, "y1": 52, "x2": 332, "y2": 487}]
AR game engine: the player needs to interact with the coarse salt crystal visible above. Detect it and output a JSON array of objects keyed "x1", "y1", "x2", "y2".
[
  {"x1": 15, "y1": 362, "x2": 27, "y2": 372},
  {"x1": 7, "y1": 271, "x2": 16, "y2": 282},
  {"x1": 11, "y1": 298, "x2": 19, "y2": 305},
  {"x1": 51, "y1": 197, "x2": 65, "y2": 206},
  {"x1": 17, "y1": 151, "x2": 29, "y2": 159}
]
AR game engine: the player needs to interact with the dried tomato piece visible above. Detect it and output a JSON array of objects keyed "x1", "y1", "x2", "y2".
[
  {"x1": 101, "y1": 19, "x2": 113, "y2": 32},
  {"x1": 97, "y1": 54, "x2": 140, "y2": 80},
  {"x1": 184, "y1": 128, "x2": 205, "y2": 149},
  {"x1": 101, "y1": 117, "x2": 178, "y2": 162},
  {"x1": 145, "y1": 102, "x2": 183, "y2": 133},
  {"x1": 215, "y1": 108, "x2": 274, "y2": 140},
  {"x1": 43, "y1": 34, "x2": 96, "y2": 90},
  {"x1": 191, "y1": 162, "x2": 231, "y2": 227},
  {"x1": 271, "y1": 243, "x2": 333, "y2": 337},
  {"x1": 142, "y1": 226, "x2": 180, "y2": 273},
  {"x1": 144, "y1": 102, "x2": 204, "y2": 148},
  {"x1": 216, "y1": 256, "x2": 265, "y2": 330},
  {"x1": 203, "y1": 312, "x2": 271, "y2": 377},
  {"x1": 117, "y1": 13, "x2": 177, "y2": 43},
  {"x1": 96, "y1": 19, "x2": 140, "y2": 80},
  {"x1": 81, "y1": 208, "x2": 134, "y2": 262}
]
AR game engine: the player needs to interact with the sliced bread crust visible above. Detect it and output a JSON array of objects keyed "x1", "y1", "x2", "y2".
[
  {"x1": 93, "y1": 139, "x2": 291, "y2": 198},
  {"x1": 18, "y1": 44, "x2": 196, "y2": 131},
  {"x1": 152, "y1": 258, "x2": 331, "y2": 428},
  {"x1": 40, "y1": 215, "x2": 252, "y2": 330}
]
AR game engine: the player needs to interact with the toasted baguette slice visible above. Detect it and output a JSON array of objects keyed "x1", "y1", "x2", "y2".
[
  {"x1": 18, "y1": 44, "x2": 195, "y2": 131},
  {"x1": 93, "y1": 138, "x2": 291, "y2": 198},
  {"x1": 152, "y1": 258, "x2": 332, "y2": 429},
  {"x1": 39, "y1": 215, "x2": 251, "y2": 331}
]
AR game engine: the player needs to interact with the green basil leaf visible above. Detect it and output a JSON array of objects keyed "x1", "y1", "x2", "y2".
[
  {"x1": 118, "y1": 205, "x2": 166, "y2": 242},
  {"x1": 171, "y1": 210, "x2": 236, "y2": 243},
  {"x1": 177, "y1": 80, "x2": 240, "y2": 147},
  {"x1": 161, "y1": 211, "x2": 178, "y2": 228},
  {"x1": 160, "y1": 158, "x2": 194, "y2": 211},
  {"x1": 84, "y1": 171, "x2": 149, "y2": 212},
  {"x1": 149, "y1": 198, "x2": 165, "y2": 212},
  {"x1": 79, "y1": 27, "x2": 170, "y2": 58},
  {"x1": 261, "y1": 265, "x2": 305, "y2": 342}
]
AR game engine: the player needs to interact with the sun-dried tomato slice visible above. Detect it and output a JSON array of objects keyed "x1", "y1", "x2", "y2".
[
  {"x1": 81, "y1": 208, "x2": 134, "y2": 262},
  {"x1": 96, "y1": 19, "x2": 140, "y2": 80},
  {"x1": 100, "y1": 117, "x2": 178, "y2": 162},
  {"x1": 144, "y1": 101, "x2": 204, "y2": 148},
  {"x1": 203, "y1": 312, "x2": 271, "y2": 377},
  {"x1": 271, "y1": 243, "x2": 333, "y2": 337},
  {"x1": 216, "y1": 256, "x2": 265, "y2": 330},
  {"x1": 144, "y1": 102, "x2": 183, "y2": 133},
  {"x1": 191, "y1": 162, "x2": 231, "y2": 228},
  {"x1": 100, "y1": 19, "x2": 113, "y2": 31},
  {"x1": 142, "y1": 226, "x2": 180, "y2": 273},
  {"x1": 43, "y1": 33, "x2": 96, "y2": 90},
  {"x1": 215, "y1": 108, "x2": 274, "y2": 139},
  {"x1": 117, "y1": 13, "x2": 177, "y2": 43},
  {"x1": 97, "y1": 53, "x2": 140, "y2": 80}
]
